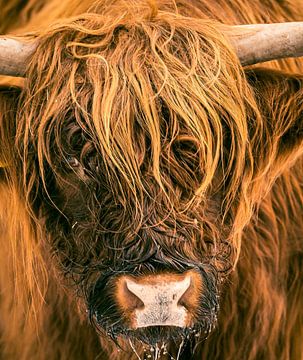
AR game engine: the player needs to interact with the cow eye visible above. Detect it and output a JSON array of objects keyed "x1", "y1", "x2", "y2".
[{"x1": 66, "y1": 156, "x2": 80, "y2": 168}]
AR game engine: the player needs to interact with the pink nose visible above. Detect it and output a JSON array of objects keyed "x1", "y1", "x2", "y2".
[{"x1": 115, "y1": 270, "x2": 203, "y2": 329}]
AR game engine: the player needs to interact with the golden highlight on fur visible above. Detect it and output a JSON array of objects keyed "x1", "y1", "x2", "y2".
[{"x1": 0, "y1": 1, "x2": 303, "y2": 359}]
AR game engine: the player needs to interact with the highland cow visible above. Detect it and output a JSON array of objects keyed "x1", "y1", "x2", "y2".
[{"x1": 0, "y1": 0, "x2": 303, "y2": 359}]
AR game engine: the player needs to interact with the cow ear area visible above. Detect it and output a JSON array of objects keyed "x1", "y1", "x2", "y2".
[
  {"x1": 0, "y1": 85, "x2": 22, "y2": 169},
  {"x1": 244, "y1": 67, "x2": 303, "y2": 177},
  {"x1": 244, "y1": 67, "x2": 303, "y2": 142},
  {"x1": 245, "y1": 67, "x2": 303, "y2": 113}
]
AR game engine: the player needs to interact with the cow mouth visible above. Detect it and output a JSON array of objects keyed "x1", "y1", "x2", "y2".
[
  {"x1": 93, "y1": 310, "x2": 217, "y2": 347},
  {"x1": 118, "y1": 322, "x2": 214, "y2": 344},
  {"x1": 94, "y1": 321, "x2": 217, "y2": 359}
]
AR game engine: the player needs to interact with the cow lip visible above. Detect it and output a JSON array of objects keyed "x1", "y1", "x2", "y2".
[
  {"x1": 100, "y1": 322, "x2": 214, "y2": 347},
  {"x1": 98, "y1": 326, "x2": 195, "y2": 358}
]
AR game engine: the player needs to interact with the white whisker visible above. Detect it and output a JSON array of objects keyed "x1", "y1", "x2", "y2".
[{"x1": 129, "y1": 339, "x2": 142, "y2": 360}]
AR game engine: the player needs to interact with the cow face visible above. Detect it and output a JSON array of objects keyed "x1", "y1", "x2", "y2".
[{"x1": 15, "y1": 18, "x2": 246, "y2": 348}]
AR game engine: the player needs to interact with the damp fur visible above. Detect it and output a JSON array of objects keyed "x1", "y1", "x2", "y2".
[{"x1": 0, "y1": 1, "x2": 303, "y2": 359}]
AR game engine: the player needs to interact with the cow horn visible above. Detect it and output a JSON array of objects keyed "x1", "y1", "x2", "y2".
[
  {"x1": 0, "y1": 37, "x2": 37, "y2": 77},
  {"x1": 0, "y1": 22, "x2": 302, "y2": 76},
  {"x1": 228, "y1": 22, "x2": 303, "y2": 66}
]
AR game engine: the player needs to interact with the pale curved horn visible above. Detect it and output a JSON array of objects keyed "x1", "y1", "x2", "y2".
[
  {"x1": 0, "y1": 22, "x2": 303, "y2": 76},
  {"x1": 0, "y1": 37, "x2": 37, "y2": 77},
  {"x1": 228, "y1": 22, "x2": 303, "y2": 66}
]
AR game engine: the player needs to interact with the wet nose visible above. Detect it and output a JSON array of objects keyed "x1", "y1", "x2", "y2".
[{"x1": 115, "y1": 270, "x2": 202, "y2": 329}]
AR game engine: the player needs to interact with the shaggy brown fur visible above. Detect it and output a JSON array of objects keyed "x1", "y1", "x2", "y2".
[{"x1": 1, "y1": 1, "x2": 303, "y2": 359}]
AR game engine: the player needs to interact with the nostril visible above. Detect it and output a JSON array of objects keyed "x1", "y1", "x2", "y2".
[
  {"x1": 177, "y1": 283, "x2": 192, "y2": 309},
  {"x1": 177, "y1": 272, "x2": 202, "y2": 311},
  {"x1": 119, "y1": 279, "x2": 145, "y2": 311}
]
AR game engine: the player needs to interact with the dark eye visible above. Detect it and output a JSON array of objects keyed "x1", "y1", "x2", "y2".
[{"x1": 66, "y1": 156, "x2": 80, "y2": 168}]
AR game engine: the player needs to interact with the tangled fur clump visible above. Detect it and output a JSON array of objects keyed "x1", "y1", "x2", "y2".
[{"x1": 1, "y1": 1, "x2": 303, "y2": 359}]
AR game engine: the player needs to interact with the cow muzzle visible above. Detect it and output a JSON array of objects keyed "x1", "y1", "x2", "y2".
[{"x1": 115, "y1": 270, "x2": 203, "y2": 329}]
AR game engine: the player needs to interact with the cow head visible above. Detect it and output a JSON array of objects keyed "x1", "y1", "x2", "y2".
[{"x1": 1, "y1": 4, "x2": 303, "y2": 358}]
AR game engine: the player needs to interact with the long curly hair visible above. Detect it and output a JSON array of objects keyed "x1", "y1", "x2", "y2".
[{"x1": 1, "y1": 1, "x2": 303, "y2": 359}]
